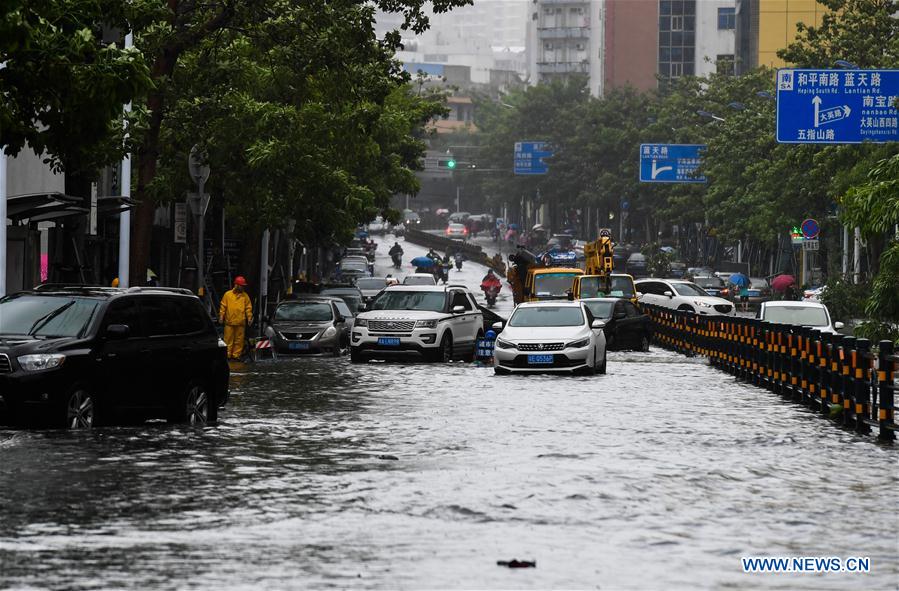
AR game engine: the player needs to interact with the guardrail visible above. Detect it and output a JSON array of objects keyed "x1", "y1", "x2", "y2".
[
  {"x1": 404, "y1": 228, "x2": 506, "y2": 277},
  {"x1": 643, "y1": 304, "x2": 897, "y2": 441}
]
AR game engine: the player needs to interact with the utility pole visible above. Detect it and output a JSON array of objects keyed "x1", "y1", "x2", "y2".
[
  {"x1": 0, "y1": 61, "x2": 7, "y2": 297},
  {"x1": 117, "y1": 32, "x2": 133, "y2": 288},
  {"x1": 259, "y1": 229, "x2": 270, "y2": 335},
  {"x1": 853, "y1": 227, "x2": 862, "y2": 283}
]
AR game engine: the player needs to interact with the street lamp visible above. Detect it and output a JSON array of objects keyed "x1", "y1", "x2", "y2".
[
  {"x1": 727, "y1": 101, "x2": 746, "y2": 111},
  {"x1": 756, "y1": 91, "x2": 775, "y2": 101},
  {"x1": 696, "y1": 110, "x2": 726, "y2": 123},
  {"x1": 835, "y1": 60, "x2": 858, "y2": 69}
]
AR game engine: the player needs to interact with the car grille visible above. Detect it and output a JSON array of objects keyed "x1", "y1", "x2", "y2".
[
  {"x1": 516, "y1": 343, "x2": 565, "y2": 352},
  {"x1": 0, "y1": 354, "x2": 11, "y2": 373},
  {"x1": 714, "y1": 304, "x2": 733, "y2": 314},
  {"x1": 281, "y1": 332, "x2": 318, "y2": 340},
  {"x1": 369, "y1": 320, "x2": 416, "y2": 332}
]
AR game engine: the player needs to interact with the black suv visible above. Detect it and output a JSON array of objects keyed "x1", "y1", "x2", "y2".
[{"x1": 0, "y1": 287, "x2": 229, "y2": 428}]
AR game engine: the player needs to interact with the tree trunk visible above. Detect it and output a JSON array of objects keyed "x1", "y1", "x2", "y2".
[{"x1": 130, "y1": 45, "x2": 180, "y2": 286}]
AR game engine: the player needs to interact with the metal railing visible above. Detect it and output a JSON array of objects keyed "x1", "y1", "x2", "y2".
[{"x1": 643, "y1": 304, "x2": 897, "y2": 441}]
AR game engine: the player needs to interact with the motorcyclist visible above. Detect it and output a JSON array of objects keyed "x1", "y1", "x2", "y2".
[
  {"x1": 481, "y1": 269, "x2": 502, "y2": 291},
  {"x1": 389, "y1": 242, "x2": 404, "y2": 257},
  {"x1": 439, "y1": 254, "x2": 452, "y2": 284},
  {"x1": 453, "y1": 251, "x2": 464, "y2": 270}
]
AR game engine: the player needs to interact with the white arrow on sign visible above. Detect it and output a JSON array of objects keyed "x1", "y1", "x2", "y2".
[
  {"x1": 651, "y1": 159, "x2": 673, "y2": 180},
  {"x1": 812, "y1": 95, "x2": 851, "y2": 128}
]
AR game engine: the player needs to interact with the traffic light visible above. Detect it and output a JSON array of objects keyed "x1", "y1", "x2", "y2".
[{"x1": 439, "y1": 158, "x2": 456, "y2": 169}]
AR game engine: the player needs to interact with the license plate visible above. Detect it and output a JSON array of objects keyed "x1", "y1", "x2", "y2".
[
  {"x1": 527, "y1": 354, "x2": 554, "y2": 365},
  {"x1": 289, "y1": 342, "x2": 310, "y2": 350},
  {"x1": 378, "y1": 337, "x2": 401, "y2": 346},
  {"x1": 747, "y1": 290, "x2": 761, "y2": 297}
]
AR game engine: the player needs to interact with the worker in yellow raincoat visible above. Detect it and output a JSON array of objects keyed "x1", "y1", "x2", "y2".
[{"x1": 219, "y1": 276, "x2": 253, "y2": 360}]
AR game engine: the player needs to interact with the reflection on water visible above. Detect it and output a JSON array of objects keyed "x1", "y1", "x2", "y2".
[{"x1": 0, "y1": 350, "x2": 896, "y2": 590}]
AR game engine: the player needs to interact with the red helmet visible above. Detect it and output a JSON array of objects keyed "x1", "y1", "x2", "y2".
[{"x1": 234, "y1": 276, "x2": 248, "y2": 286}]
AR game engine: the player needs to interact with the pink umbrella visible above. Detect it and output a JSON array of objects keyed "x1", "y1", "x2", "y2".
[{"x1": 770, "y1": 274, "x2": 796, "y2": 293}]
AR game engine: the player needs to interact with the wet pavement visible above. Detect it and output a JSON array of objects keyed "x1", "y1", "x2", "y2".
[{"x1": 0, "y1": 234, "x2": 896, "y2": 590}]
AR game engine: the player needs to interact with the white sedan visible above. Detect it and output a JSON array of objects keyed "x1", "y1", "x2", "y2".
[
  {"x1": 756, "y1": 300, "x2": 844, "y2": 334},
  {"x1": 493, "y1": 301, "x2": 607, "y2": 375}
]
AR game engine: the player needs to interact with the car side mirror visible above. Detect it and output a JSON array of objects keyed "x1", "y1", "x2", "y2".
[
  {"x1": 491, "y1": 321, "x2": 504, "y2": 330},
  {"x1": 591, "y1": 320, "x2": 606, "y2": 329},
  {"x1": 335, "y1": 315, "x2": 345, "y2": 324},
  {"x1": 834, "y1": 321, "x2": 845, "y2": 330},
  {"x1": 106, "y1": 324, "x2": 130, "y2": 339},
  {"x1": 452, "y1": 305, "x2": 465, "y2": 314},
  {"x1": 614, "y1": 312, "x2": 626, "y2": 320},
  {"x1": 664, "y1": 291, "x2": 674, "y2": 298}
]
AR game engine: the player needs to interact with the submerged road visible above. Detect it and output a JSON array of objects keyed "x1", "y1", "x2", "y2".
[{"x1": 0, "y1": 232, "x2": 895, "y2": 590}]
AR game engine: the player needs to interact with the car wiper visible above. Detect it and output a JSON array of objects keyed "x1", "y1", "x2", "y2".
[{"x1": 27, "y1": 300, "x2": 76, "y2": 336}]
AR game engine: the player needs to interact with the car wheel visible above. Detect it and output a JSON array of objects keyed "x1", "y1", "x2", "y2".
[
  {"x1": 64, "y1": 387, "x2": 95, "y2": 429},
  {"x1": 597, "y1": 352, "x2": 607, "y2": 375},
  {"x1": 435, "y1": 333, "x2": 453, "y2": 363},
  {"x1": 171, "y1": 382, "x2": 213, "y2": 426},
  {"x1": 350, "y1": 347, "x2": 364, "y2": 363}
]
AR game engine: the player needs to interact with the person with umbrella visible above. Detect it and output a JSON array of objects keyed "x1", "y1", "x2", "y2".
[
  {"x1": 771, "y1": 274, "x2": 798, "y2": 301},
  {"x1": 729, "y1": 272, "x2": 750, "y2": 312}
]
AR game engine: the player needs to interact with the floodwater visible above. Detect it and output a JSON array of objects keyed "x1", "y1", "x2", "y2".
[{"x1": 0, "y1": 235, "x2": 896, "y2": 590}]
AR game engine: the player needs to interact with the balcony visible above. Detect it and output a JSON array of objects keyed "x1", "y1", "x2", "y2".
[
  {"x1": 536, "y1": 61, "x2": 590, "y2": 74},
  {"x1": 537, "y1": 26, "x2": 590, "y2": 39}
]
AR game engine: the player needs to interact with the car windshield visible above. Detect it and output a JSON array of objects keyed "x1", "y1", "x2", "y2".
[
  {"x1": 672, "y1": 283, "x2": 709, "y2": 297},
  {"x1": 579, "y1": 276, "x2": 633, "y2": 298},
  {"x1": 404, "y1": 276, "x2": 435, "y2": 286},
  {"x1": 693, "y1": 277, "x2": 723, "y2": 288},
  {"x1": 533, "y1": 273, "x2": 578, "y2": 297},
  {"x1": 275, "y1": 302, "x2": 333, "y2": 322},
  {"x1": 583, "y1": 301, "x2": 615, "y2": 319},
  {"x1": 0, "y1": 295, "x2": 101, "y2": 337},
  {"x1": 764, "y1": 306, "x2": 829, "y2": 326},
  {"x1": 509, "y1": 306, "x2": 585, "y2": 327},
  {"x1": 356, "y1": 278, "x2": 387, "y2": 290},
  {"x1": 371, "y1": 291, "x2": 446, "y2": 312},
  {"x1": 322, "y1": 292, "x2": 362, "y2": 315}
]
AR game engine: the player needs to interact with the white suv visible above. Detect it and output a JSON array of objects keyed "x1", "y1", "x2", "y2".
[
  {"x1": 635, "y1": 279, "x2": 736, "y2": 316},
  {"x1": 351, "y1": 285, "x2": 483, "y2": 362}
]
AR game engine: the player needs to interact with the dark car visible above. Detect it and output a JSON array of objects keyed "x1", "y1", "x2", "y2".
[
  {"x1": 581, "y1": 297, "x2": 652, "y2": 351},
  {"x1": 693, "y1": 275, "x2": 731, "y2": 298},
  {"x1": 265, "y1": 296, "x2": 352, "y2": 355},
  {"x1": 625, "y1": 253, "x2": 648, "y2": 278},
  {"x1": 0, "y1": 287, "x2": 229, "y2": 429},
  {"x1": 668, "y1": 262, "x2": 687, "y2": 279},
  {"x1": 320, "y1": 286, "x2": 365, "y2": 316}
]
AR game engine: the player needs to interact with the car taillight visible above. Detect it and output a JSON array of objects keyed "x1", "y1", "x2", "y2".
[
  {"x1": 721, "y1": 288, "x2": 729, "y2": 296},
  {"x1": 463, "y1": 228, "x2": 469, "y2": 234},
  {"x1": 445, "y1": 228, "x2": 451, "y2": 235}
]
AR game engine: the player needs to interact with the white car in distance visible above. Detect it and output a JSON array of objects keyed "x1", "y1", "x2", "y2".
[
  {"x1": 756, "y1": 300, "x2": 844, "y2": 334},
  {"x1": 635, "y1": 279, "x2": 736, "y2": 316},
  {"x1": 493, "y1": 301, "x2": 607, "y2": 375}
]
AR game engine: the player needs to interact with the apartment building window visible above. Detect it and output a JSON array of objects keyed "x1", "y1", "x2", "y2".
[
  {"x1": 658, "y1": 0, "x2": 695, "y2": 83},
  {"x1": 717, "y1": 54, "x2": 735, "y2": 76},
  {"x1": 670, "y1": 62, "x2": 683, "y2": 78},
  {"x1": 718, "y1": 7, "x2": 736, "y2": 30},
  {"x1": 544, "y1": 42, "x2": 554, "y2": 50},
  {"x1": 570, "y1": 7, "x2": 583, "y2": 14},
  {"x1": 671, "y1": 15, "x2": 684, "y2": 31}
]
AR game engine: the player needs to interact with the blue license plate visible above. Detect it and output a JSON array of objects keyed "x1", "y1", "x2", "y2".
[
  {"x1": 747, "y1": 290, "x2": 761, "y2": 297},
  {"x1": 289, "y1": 342, "x2": 310, "y2": 350},
  {"x1": 378, "y1": 337, "x2": 401, "y2": 346},
  {"x1": 527, "y1": 354, "x2": 554, "y2": 365}
]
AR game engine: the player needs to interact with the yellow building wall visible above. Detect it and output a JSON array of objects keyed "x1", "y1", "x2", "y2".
[{"x1": 758, "y1": 0, "x2": 828, "y2": 67}]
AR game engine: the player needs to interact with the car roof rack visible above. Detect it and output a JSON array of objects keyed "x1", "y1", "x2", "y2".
[{"x1": 125, "y1": 286, "x2": 196, "y2": 296}]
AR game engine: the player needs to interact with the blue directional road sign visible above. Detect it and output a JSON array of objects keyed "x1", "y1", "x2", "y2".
[
  {"x1": 639, "y1": 144, "x2": 707, "y2": 183},
  {"x1": 776, "y1": 69, "x2": 899, "y2": 143},
  {"x1": 514, "y1": 141, "x2": 553, "y2": 175}
]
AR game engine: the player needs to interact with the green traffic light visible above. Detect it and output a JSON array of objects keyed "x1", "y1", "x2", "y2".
[{"x1": 447, "y1": 159, "x2": 456, "y2": 169}]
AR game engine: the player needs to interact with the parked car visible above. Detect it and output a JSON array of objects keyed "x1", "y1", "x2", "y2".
[
  {"x1": 747, "y1": 277, "x2": 772, "y2": 305},
  {"x1": 581, "y1": 297, "x2": 652, "y2": 352},
  {"x1": 693, "y1": 275, "x2": 731, "y2": 298},
  {"x1": 403, "y1": 273, "x2": 437, "y2": 286},
  {"x1": 355, "y1": 277, "x2": 390, "y2": 304},
  {"x1": 493, "y1": 301, "x2": 607, "y2": 375},
  {"x1": 404, "y1": 211, "x2": 421, "y2": 226},
  {"x1": 0, "y1": 287, "x2": 229, "y2": 428},
  {"x1": 668, "y1": 262, "x2": 687, "y2": 279},
  {"x1": 265, "y1": 296, "x2": 352, "y2": 355},
  {"x1": 635, "y1": 279, "x2": 736, "y2": 316},
  {"x1": 351, "y1": 285, "x2": 483, "y2": 362},
  {"x1": 686, "y1": 266, "x2": 714, "y2": 279},
  {"x1": 756, "y1": 301, "x2": 844, "y2": 334},
  {"x1": 626, "y1": 252, "x2": 648, "y2": 278},
  {"x1": 445, "y1": 222, "x2": 469, "y2": 241},
  {"x1": 803, "y1": 286, "x2": 825, "y2": 302},
  {"x1": 320, "y1": 286, "x2": 365, "y2": 316}
]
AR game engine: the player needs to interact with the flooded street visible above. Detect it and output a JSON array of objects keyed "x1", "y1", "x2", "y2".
[
  {"x1": 1, "y1": 350, "x2": 896, "y2": 590},
  {"x1": 0, "y1": 236, "x2": 896, "y2": 590}
]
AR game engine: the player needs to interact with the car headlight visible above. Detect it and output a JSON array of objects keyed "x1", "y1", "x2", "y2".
[
  {"x1": 17, "y1": 354, "x2": 66, "y2": 371},
  {"x1": 322, "y1": 326, "x2": 337, "y2": 338},
  {"x1": 355, "y1": 318, "x2": 368, "y2": 327},
  {"x1": 415, "y1": 319, "x2": 438, "y2": 329},
  {"x1": 696, "y1": 301, "x2": 713, "y2": 308},
  {"x1": 495, "y1": 338, "x2": 516, "y2": 350},
  {"x1": 566, "y1": 337, "x2": 590, "y2": 349}
]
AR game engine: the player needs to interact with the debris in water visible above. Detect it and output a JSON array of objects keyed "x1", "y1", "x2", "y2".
[{"x1": 497, "y1": 559, "x2": 536, "y2": 568}]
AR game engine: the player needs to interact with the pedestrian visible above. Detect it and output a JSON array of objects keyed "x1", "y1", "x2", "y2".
[
  {"x1": 219, "y1": 276, "x2": 253, "y2": 360},
  {"x1": 739, "y1": 281, "x2": 751, "y2": 312}
]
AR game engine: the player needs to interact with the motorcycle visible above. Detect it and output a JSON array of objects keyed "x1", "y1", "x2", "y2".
[
  {"x1": 481, "y1": 282, "x2": 501, "y2": 307},
  {"x1": 391, "y1": 252, "x2": 403, "y2": 269},
  {"x1": 439, "y1": 263, "x2": 452, "y2": 284},
  {"x1": 454, "y1": 253, "x2": 464, "y2": 271}
]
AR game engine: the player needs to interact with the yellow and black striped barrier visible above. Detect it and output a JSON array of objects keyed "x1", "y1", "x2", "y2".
[{"x1": 642, "y1": 304, "x2": 897, "y2": 442}]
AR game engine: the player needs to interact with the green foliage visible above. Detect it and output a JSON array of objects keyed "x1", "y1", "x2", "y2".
[
  {"x1": 0, "y1": 0, "x2": 154, "y2": 183},
  {"x1": 819, "y1": 277, "x2": 869, "y2": 320},
  {"x1": 642, "y1": 243, "x2": 672, "y2": 278}
]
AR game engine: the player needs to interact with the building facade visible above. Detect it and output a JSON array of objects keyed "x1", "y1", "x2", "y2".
[
  {"x1": 695, "y1": 0, "x2": 737, "y2": 77},
  {"x1": 735, "y1": 0, "x2": 827, "y2": 73},
  {"x1": 603, "y1": 0, "x2": 658, "y2": 92}
]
